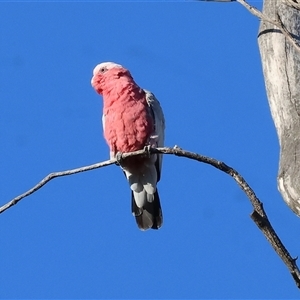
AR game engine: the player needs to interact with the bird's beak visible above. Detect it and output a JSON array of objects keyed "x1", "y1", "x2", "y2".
[{"x1": 91, "y1": 75, "x2": 103, "y2": 94}]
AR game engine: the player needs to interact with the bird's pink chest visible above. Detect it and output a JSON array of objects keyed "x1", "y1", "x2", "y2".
[{"x1": 103, "y1": 90, "x2": 153, "y2": 154}]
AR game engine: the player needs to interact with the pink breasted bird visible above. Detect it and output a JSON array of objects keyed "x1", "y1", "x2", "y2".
[{"x1": 91, "y1": 62, "x2": 165, "y2": 230}]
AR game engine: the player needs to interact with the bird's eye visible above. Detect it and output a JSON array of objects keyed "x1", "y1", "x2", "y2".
[{"x1": 100, "y1": 67, "x2": 106, "y2": 73}]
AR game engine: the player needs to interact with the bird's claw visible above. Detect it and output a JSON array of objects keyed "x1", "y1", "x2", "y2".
[
  {"x1": 115, "y1": 151, "x2": 123, "y2": 166},
  {"x1": 144, "y1": 145, "x2": 152, "y2": 158}
]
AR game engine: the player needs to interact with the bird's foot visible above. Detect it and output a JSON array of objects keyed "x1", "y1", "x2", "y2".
[
  {"x1": 115, "y1": 151, "x2": 123, "y2": 166},
  {"x1": 143, "y1": 145, "x2": 152, "y2": 158}
]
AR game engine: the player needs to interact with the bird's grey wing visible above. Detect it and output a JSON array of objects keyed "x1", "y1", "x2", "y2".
[{"x1": 144, "y1": 90, "x2": 165, "y2": 182}]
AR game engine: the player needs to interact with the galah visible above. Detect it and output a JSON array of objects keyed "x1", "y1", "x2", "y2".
[{"x1": 91, "y1": 62, "x2": 165, "y2": 230}]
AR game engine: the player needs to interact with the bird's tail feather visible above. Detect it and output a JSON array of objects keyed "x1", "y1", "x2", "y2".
[{"x1": 131, "y1": 190, "x2": 163, "y2": 230}]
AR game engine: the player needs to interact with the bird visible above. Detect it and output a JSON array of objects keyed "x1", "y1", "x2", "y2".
[{"x1": 91, "y1": 62, "x2": 165, "y2": 230}]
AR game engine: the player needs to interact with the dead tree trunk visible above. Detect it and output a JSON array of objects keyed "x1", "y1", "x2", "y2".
[{"x1": 258, "y1": 0, "x2": 300, "y2": 216}]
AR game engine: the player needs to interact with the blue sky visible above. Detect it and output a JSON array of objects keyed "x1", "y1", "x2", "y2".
[{"x1": 1, "y1": 1, "x2": 300, "y2": 298}]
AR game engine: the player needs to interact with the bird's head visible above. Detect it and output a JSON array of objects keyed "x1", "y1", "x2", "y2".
[{"x1": 91, "y1": 62, "x2": 128, "y2": 94}]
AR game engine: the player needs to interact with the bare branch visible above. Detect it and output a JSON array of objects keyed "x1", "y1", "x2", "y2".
[
  {"x1": 1, "y1": 146, "x2": 300, "y2": 287},
  {"x1": 284, "y1": 0, "x2": 300, "y2": 10},
  {"x1": 0, "y1": 158, "x2": 115, "y2": 214},
  {"x1": 199, "y1": 0, "x2": 300, "y2": 54},
  {"x1": 237, "y1": 0, "x2": 300, "y2": 54},
  {"x1": 151, "y1": 147, "x2": 300, "y2": 288},
  {"x1": 236, "y1": 0, "x2": 277, "y2": 25}
]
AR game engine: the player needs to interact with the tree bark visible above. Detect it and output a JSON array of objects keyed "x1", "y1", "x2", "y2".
[{"x1": 258, "y1": 0, "x2": 300, "y2": 216}]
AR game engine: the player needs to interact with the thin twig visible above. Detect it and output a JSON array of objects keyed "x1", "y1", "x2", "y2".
[
  {"x1": 1, "y1": 146, "x2": 300, "y2": 287},
  {"x1": 236, "y1": 0, "x2": 278, "y2": 26},
  {"x1": 284, "y1": 0, "x2": 300, "y2": 10},
  {"x1": 0, "y1": 159, "x2": 115, "y2": 214},
  {"x1": 199, "y1": 0, "x2": 300, "y2": 54},
  {"x1": 236, "y1": 0, "x2": 300, "y2": 54}
]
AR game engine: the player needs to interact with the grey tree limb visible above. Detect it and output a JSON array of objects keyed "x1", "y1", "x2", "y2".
[
  {"x1": 201, "y1": 0, "x2": 300, "y2": 252},
  {"x1": 258, "y1": 1, "x2": 300, "y2": 216},
  {"x1": 1, "y1": 146, "x2": 300, "y2": 287}
]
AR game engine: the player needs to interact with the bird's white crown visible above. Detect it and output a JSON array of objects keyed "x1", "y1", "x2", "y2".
[{"x1": 93, "y1": 62, "x2": 123, "y2": 75}]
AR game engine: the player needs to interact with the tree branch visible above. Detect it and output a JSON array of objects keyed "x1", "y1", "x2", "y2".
[
  {"x1": 0, "y1": 158, "x2": 115, "y2": 214},
  {"x1": 156, "y1": 147, "x2": 300, "y2": 288},
  {"x1": 284, "y1": 0, "x2": 300, "y2": 10},
  {"x1": 198, "y1": 0, "x2": 300, "y2": 54},
  {"x1": 1, "y1": 146, "x2": 300, "y2": 286}
]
